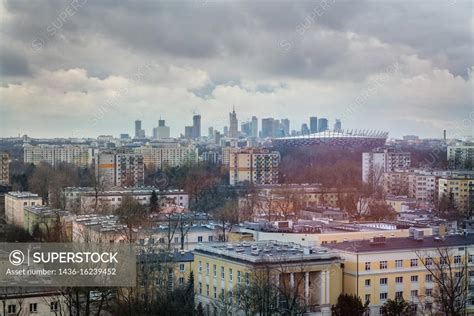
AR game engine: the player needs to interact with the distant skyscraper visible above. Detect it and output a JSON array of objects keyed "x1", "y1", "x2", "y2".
[
  {"x1": 229, "y1": 107, "x2": 238, "y2": 138},
  {"x1": 208, "y1": 127, "x2": 214, "y2": 139},
  {"x1": 334, "y1": 119, "x2": 342, "y2": 132},
  {"x1": 318, "y1": 118, "x2": 328, "y2": 132},
  {"x1": 241, "y1": 121, "x2": 252, "y2": 136},
  {"x1": 261, "y1": 118, "x2": 274, "y2": 138},
  {"x1": 281, "y1": 118, "x2": 290, "y2": 136},
  {"x1": 155, "y1": 119, "x2": 170, "y2": 139},
  {"x1": 192, "y1": 115, "x2": 201, "y2": 139},
  {"x1": 272, "y1": 119, "x2": 280, "y2": 138},
  {"x1": 223, "y1": 126, "x2": 229, "y2": 137},
  {"x1": 301, "y1": 123, "x2": 310, "y2": 135},
  {"x1": 184, "y1": 126, "x2": 193, "y2": 139},
  {"x1": 135, "y1": 120, "x2": 142, "y2": 138},
  {"x1": 310, "y1": 116, "x2": 318, "y2": 134},
  {"x1": 251, "y1": 116, "x2": 258, "y2": 137}
]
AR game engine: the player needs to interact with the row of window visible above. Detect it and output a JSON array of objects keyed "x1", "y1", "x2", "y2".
[
  {"x1": 365, "y1": 255, "x2": 466, "y2": 271},
  {"x1": 6, "y1": 301, "x2": 59, "y2": 314},
  {"x1": 365, "y1": 274, "x2": 433, "y2": 287},
  {"x1": 198, "y1": 261, "x2": 250, "y2": 286}
]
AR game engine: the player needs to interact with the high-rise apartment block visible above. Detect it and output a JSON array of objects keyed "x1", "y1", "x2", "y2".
[
  {"x1": 0, "y1": 153, "x2": 9, "y2": 185},
  {"x1": 363, "y1": 149, "x2": 411, "y2": 184},
  {"x1": 229, "y1": 148, "x2": 280, "y2": 185},
  {"x1": 438, "y1": 174, "x2": 474, "y2": 216},
  {"x1": 448, "y1": 144, "x2": 474, "y2": 170},
  {"x1": 193, "y1": 115, "x2": 201, "y2": 139},
  {"x1": 134, "y1": 145, "x2": 198, "y2": 170},
  {"x1": 24, "y1": 144, "x2": 96, "y2": 167},
  {"x1": 334, "y1": 119, "x2": 342, "y2": 132},
  {"x1": 95, "y1": 151, "x2": 144, "y2": 188}
]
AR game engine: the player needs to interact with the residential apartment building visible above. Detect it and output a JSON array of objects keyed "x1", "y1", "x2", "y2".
[
  {"x1": 221, "y1": 147, "x2": 239, "y2": 166},
  {"x1": 383, "y1": 171, "x2": 410, "y2": 196},
  {"x1": 363, "y1": 149, "x2": 411, "y2": 184},
  {"x1": 194, "y1": 241, "x2": 342, "y2": 315},
  {"x1": 448, "y1": 144, "x2": 474, "y2": 170},
  {"x1": 438, "y1": 175, "x2": 474, "y2": 216},
  {"x1": 95, "y1": 151, "x2": 144, "y2": 188},
  {"x1": 0, "y1": 288, "x2": 68, "y2": 315},
  {"x1": 0, "y1": 153, "x2": 9, "y2": 185},
  {"x1": 136, "y1": 251, "x2": 194, "y2": 297},
  {"x1": 23, "y1": 205, "x2": 71, "y2": 237},
  {"x1": 134, "y1": 145, "x2": 198, "y2": 170},
  {"x1": 23, "y1": 144, "x2": 96, "y2": 167},
  {"x1": 63, "y1": 186, "x2": 189, "y2": 213},
  {"x1": 408, "y1": 173, "x2": 437, "y2": 203},
  {"x1": 327, "y1": 234, "x2": 474, "y2": 315},
  {"x1": 5, "y1": 191, "x2": 42, "y2": 226},
  {"x1": 71, "y1": 214, "x2": 129, "y2": 243},
  {"x1": 229, "y1": 148, "x2": 280, "y2": 185}
]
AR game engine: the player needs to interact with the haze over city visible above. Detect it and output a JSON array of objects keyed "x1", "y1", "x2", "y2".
[{"x1": 1, "y1": 0, "x2": 473, "y2": 139}]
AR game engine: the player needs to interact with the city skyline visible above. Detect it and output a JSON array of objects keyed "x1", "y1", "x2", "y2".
[{"x1": 1, "y1": 1, "x2": 473, "y2": 139}]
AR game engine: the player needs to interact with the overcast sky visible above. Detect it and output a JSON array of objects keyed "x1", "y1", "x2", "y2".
[{"x1": 0, "y1": 0, "x2": 472, "y2": 139}]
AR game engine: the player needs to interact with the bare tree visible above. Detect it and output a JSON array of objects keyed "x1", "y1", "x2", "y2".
[{"x1": 416, "y1": 247, "x2": 469, "y2": 315}]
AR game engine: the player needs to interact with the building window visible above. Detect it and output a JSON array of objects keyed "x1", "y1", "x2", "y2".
[
  {"x1": 395, "y1": 276, "x2": 403, "y2": 283},
  {"x1": 411, "y1": 290, "x2": 418, "y2": 298},
  {"x1": 245, "y1": 272, "x2": 250, "y2": 286},
  {"x1": 198, "y1": 282, "x2": 202, "y2": 294},
  {"x1": 454, "y1": 255, "x2": 461, "y2": 264},
  {"x1": 380, "y1": 261, "x2": 388, "y2": 269},
  {"x1": 198, "y1": 236, "x2": 203, "y2": 242},
  {"x1": 410, "y1": 259, "x2": 418, "y2": 267},
  {"x1": 213, "y1": 264, "x2": 217, "y2": 277},
  {"x1": 206, "y1": 284, "x2": 209, "y2": 296},
  {"x1": 206, "y1": 263, "x2": 210, "y2": 275},
  {"x1": 425, "y1": 257, "x2": 433, "y2": 266},
  {"x1": 7, "y1": 305, "x2": 16, "y2": 314},
  {"x1": 425, "y1": 274, "x2": 433, "y2": 282},
  {"x1": 229, "y1": 268, "x2": 233, "y2": 282},
  {"x1": 198, "y1": 261, "x2": 202, "y2": 273},
  {"x1": 179, "y1": 263, "x2": 185, "y2": 272},
  {"x1": 213, "y1": 286, "x2": 217, "y2": 299},
  {"x1": 208, "y1": 236, "x2": 213, "y2": 242},
  {"x1": 50, "y1": 302, "x2": 59, "y2": 312},
  {"x1": 179, "y1": 277, "x2": 185, "y2": 285},
  {"x1": 395, "y1": 260, "x2": 403, "y2": 268},
  {"x1": 425, "y1": 288, "x2": 432, "y2": 296},
  {"x1": 380, "y1": 293, "x2": 388, "y2": 301},
  {"x1": 365, "y1": 294, "x2": 371, "y2": 303},
  {"x1": 365, "y1": 279, "x2": 371, "y2": 287},
  {"x1": 221, "y1": 266, "x2": 225, "y2": 279},
  {"x1": 237, "y1": 271, "x2": 241, "y2": 283},
  {"x1": 411, "y1": 275, "x2": 418, "y2": 283},
  {"x1": 365, "y1": 262, "x2": 371, "y2": 271},
  {"x1": 29, "y1": 303, "x2": 38, "y2": 313},
  {"x1": 395, "y1": 291, "x2": 403, "y2": 299},
  {"x1": 380, "y1": 278, "x2": 388, "y2": 285}
]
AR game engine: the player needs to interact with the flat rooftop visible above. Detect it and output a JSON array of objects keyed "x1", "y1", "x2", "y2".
[
  {"x1": 64, "y1": 186, "x2": 186, "y2": 194},
  {"x1": 24, "y1": 205, "x2": 70, "y2": 217},
  {"x1": 325, "y1": 234, "x2": 474, "y2": 253},
  {"x1": 195, "y1": 240, "x2": 340, "y2": 264},
  {"x1": 7, "y1": 191, "x2": 40, "y2": 198}
]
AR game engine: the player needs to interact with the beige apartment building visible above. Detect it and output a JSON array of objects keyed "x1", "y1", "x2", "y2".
[
  {"x1": 5, "y1": 191, "x2": 43, "y2": 226},
  {"x1": 134, "y1": 145, "x2": 198, "y2": 170},
  {"x1": 229, "y1": 148, "x2": 280, "y2": 185}
]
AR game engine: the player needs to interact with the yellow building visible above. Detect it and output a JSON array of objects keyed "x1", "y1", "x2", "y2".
[
  {"x1": 438, "y1": 176, "x2": 474, "y2": 216},
  {"x1": 194, "y1": 241, "x2": 342, "y2": 315},
  {"x1": 326, "y1": 234, "x2": 474, "y2": 315}
]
